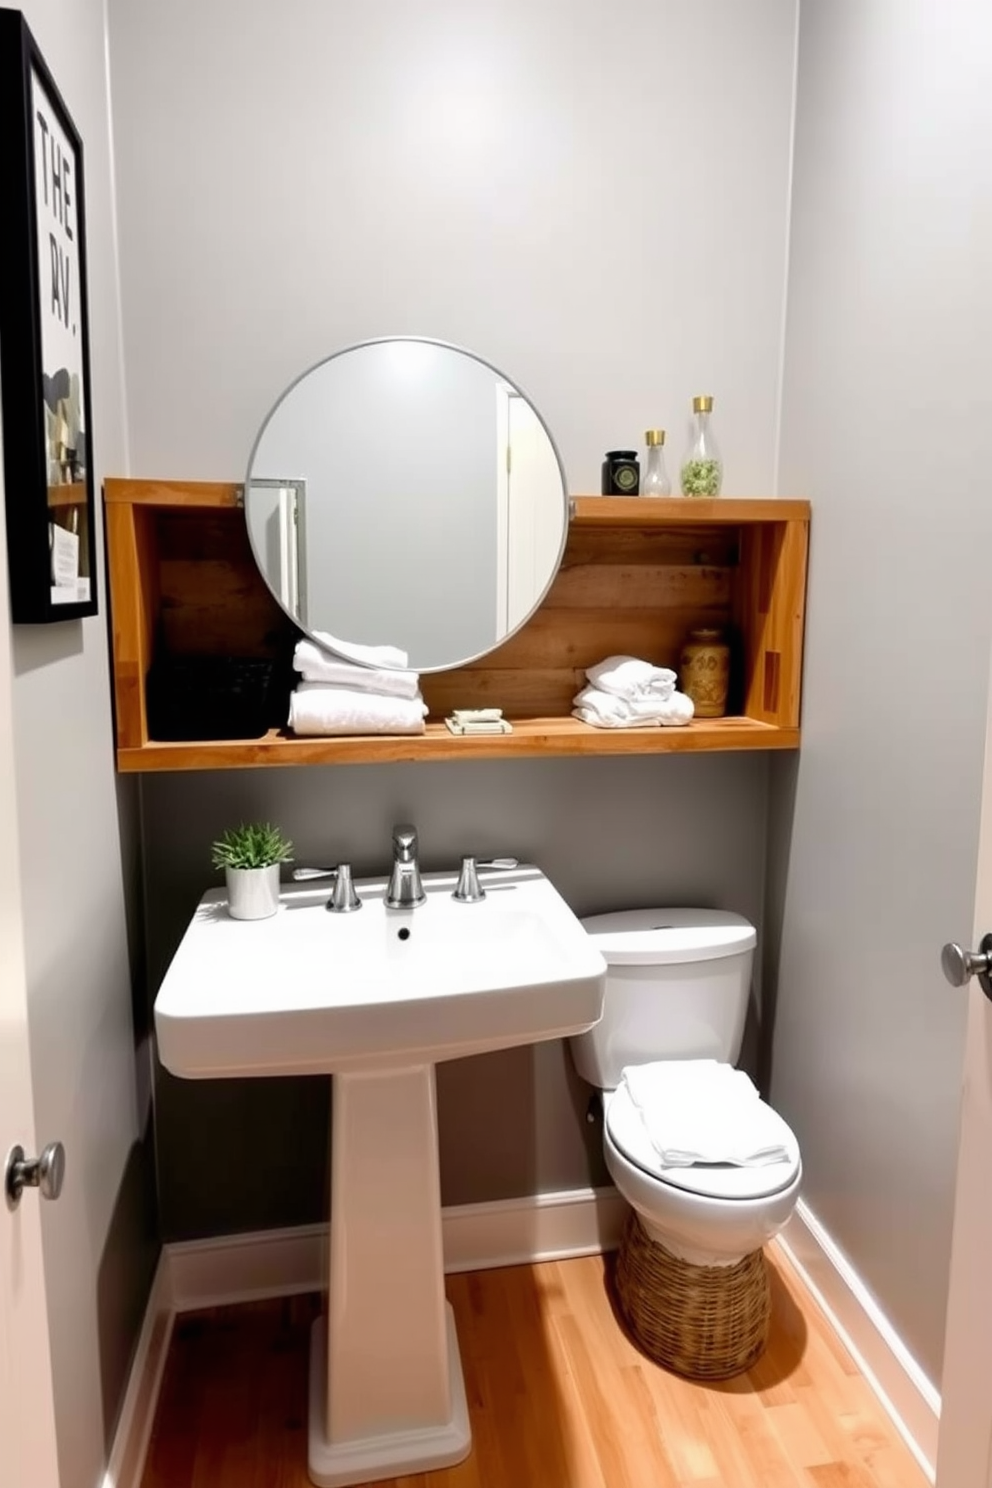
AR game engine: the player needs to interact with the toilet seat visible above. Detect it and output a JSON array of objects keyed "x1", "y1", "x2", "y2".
[{"x1": 605, "y1": 1076, "x2": 801, "y2": 1202}]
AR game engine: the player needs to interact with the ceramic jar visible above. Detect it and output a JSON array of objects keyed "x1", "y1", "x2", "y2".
[{"x1": 679, "y1": 627, "x2": 730, "y2": 718}]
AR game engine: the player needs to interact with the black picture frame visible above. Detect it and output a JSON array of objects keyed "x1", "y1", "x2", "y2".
[{"x1": 0, "y1": 9, "x2": 97, "y2": 622}]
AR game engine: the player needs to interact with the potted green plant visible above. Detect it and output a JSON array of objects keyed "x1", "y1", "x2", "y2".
[{"x1": 211, "y1": 821, "x2": 293, "y2": 920}]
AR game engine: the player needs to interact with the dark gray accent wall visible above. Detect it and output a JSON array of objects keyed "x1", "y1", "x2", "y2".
[{"x1": 142, "y1": 753, "x2": 768, "y2": 1239}]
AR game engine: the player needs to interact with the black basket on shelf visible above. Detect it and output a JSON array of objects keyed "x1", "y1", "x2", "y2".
[{"x1": 146, "y1": 654, "x2": 292, "y2": 742}]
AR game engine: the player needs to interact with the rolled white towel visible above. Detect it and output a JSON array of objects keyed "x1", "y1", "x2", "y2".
[
  {"x1": 288, "y1": 683, "x2": 427, "y2": 736},
  {"x1": 311, "y1": 630, "x2": 409, "y2": 670},
  {"x1": 621, "y1": 1062, "x2": 791, "y2": 1168},
  {"x1": 573, "y1": 685, "x2": 694, "y2": 728},
  {"x1": 586, "y1": 655, "x2": 677, "y2": 701},
  {"x1": 293, "y1": 639, "x2": 420, "y2": 699}
]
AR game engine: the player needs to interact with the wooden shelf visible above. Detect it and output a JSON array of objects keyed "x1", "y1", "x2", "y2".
[
  {"x1": 103, "y1": 482, "x2": 809, "y2": 772},
  {"x1": 571, "y1": 496, "x2": 810, "y2": 525},
  {"x1": 104, "y1": 478, "x2": 240, "y2": 510},
  {"x1": 116, "y1": 715, "x2": 799, "y2": 773}
]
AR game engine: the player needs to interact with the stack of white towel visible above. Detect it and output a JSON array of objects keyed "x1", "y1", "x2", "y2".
[
  {"x1": 622, "y1": 1060, "x2": 791, "y2": 1168},
  {"x1": 288, "y1": 632, "x2": 428, "y2": 736},
  {"x1": 573, "y1": 655, "x2": 694, "y2": 729}
]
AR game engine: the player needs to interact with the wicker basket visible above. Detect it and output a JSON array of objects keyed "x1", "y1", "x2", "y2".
[{"x1": 613, "y1": 1210, "x2": 770, "y2": 1380}]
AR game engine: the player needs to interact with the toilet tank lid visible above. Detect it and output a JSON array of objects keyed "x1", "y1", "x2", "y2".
[{"x1": 580, "y1": 908, "x2": 756, "y2": 965}]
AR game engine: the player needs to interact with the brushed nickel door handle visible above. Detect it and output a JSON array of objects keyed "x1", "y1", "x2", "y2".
[
  {"x1": 941, "y1": 933, "x2": 992, "y2": 999},
  {"x1": 5, "y1": 1141, "x2": 66, "y2": 1210}
]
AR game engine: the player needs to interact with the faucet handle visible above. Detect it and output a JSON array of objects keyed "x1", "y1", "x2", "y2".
[
  {"x1": 327, "y1": 863, "x2": 362, "y2": 913},
  {"x1": 453, "y1": 856, "x2": 485, "y2": 904},
  {"x1": 392, "y1": 824, "x2": 418, "y2": 862}
]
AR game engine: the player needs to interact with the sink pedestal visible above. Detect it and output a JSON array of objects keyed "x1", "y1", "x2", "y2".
[
  {"x1": 308, "y1": 1064, "x2": 471, "y2": 1487},
  {"x1": 153, "y1": 870, "x2": 607, "y2": 1486}
]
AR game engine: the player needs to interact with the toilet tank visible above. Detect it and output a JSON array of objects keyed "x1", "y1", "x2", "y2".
[{"x1": 570, "y1": 909, "x2": 756, "y2": 1089}]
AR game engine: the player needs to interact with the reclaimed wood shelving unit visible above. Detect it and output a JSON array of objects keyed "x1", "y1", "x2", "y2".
[{"x1": 103, "y1": 480, "x2": 809, "y2": 773}]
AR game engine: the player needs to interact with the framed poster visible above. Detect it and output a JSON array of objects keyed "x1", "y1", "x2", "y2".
[{"x1": 0, "y1": 9, "x2": 97, "y2": 622}]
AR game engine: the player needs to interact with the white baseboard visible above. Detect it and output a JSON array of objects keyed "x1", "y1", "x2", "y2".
[
  {"x1": 107, "y1": 1189, "x2": 938, "y2": 1488},
  {"x1": 99, "y1": 1254, "x2": 174, "y2": 1488},
  {"x1": 166, "y1": 1184, "x2": 627, "y2": 1311},
  {"x1": 167, "y1": 1220, "x2": 329, "y2": 1311},
  {"x1": 107, "y1": 1185, "x2": 625, "y2": 1488},
  {"x1": 779, "y1": 1199, "x2": 940, "y2": 1482},
  {"x1": 442, "y1": 1185, "x2": 627, "y2": 1273}
]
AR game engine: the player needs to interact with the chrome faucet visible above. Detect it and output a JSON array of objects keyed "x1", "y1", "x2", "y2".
[
  {"x1": 291, "y1": 862, "x2": 362, "y2": 912},
  {"x1": 386, "y1": 823, "x2": 426, "y2": 909}
]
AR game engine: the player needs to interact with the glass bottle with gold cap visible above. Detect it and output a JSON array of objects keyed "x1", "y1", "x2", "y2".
[
  {"x1": 680, "y1": 394, "x2": 723, "y2": 497},
  {"x1": 642, "y1": 429, "x2": 672, "y2": 497}
]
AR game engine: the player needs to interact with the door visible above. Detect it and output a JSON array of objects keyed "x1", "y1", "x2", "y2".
[
  {"x1": 937, "y1": 641, "x2": 992, "y2": 1486},
  {"x1": 495, "y1": 388, "x2": 565, "y2": 636},
  {"x1": 0, "y1": 495, "x2": 61, "y2": 1487},
  {"x1": 506, "y1": 392, "x2": 565, "y2": 632}
]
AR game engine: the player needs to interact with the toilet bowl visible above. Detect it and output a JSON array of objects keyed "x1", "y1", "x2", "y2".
[
  {"x1": 571, "y1": 909, "x2": 802, "y2": 1267},
  {"x1": 603, "y1": 1080, "x2": 802, "y2": 1264}
]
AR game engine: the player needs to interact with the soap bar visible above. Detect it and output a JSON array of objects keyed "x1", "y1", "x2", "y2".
[
  {"x1": 451, "y1": 708, "x2": 504, "y2": 723},
  {"x1": 445, "y1": 716, "x2": 513, "y2": 736}
]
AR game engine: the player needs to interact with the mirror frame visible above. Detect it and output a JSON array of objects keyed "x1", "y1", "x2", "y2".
[{"x1": 244, "y1": 336, "x2": 571, "y2": 672}]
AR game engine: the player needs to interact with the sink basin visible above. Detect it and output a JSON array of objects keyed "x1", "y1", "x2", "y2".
[
  {"x1": 156, "y1": 866, "x2": 605, "y2": 1077},
  {"x1": 154, "y1": 863, "x2": 605, "y2": 1488}
]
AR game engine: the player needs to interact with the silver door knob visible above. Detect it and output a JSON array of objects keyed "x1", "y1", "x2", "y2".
[
  {"x1": 941, "y1": 934, "x2": 992, "y2": 998},
  {"x1": 5, "y1": 1142, "x2": 66, "y2": 1210}
]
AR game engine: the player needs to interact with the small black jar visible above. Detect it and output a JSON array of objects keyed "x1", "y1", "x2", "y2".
[{"x1": 602, "y1": 449, "x2": 640, "y2": 496}]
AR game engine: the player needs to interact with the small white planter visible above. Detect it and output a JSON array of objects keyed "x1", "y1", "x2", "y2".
[{"x1": 225, "y1": 864, "x2": 282, "y2": 920}]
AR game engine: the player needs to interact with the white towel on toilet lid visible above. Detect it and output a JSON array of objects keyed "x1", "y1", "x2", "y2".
[{"x1": 620, "y1": 1060, "x2": 791, "y2": 1168}]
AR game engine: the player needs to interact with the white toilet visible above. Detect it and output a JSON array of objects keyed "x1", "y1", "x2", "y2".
[{"x1": 571, "y1": 908, "x2": 802, "y2": 1268}]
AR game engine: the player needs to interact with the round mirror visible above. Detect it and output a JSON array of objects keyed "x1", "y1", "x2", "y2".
[{"x1": 244, "y1": 338, "x2": 569, "y2": 672}]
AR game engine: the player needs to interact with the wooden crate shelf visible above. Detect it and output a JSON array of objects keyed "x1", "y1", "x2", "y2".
[{"x1": 103, "y1": 481, "x2": 809, "y2": 772}]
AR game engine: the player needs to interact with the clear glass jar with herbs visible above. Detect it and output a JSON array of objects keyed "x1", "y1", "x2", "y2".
[{"x1": 681, "y1": 395, "x2": 723, "y2": 497}]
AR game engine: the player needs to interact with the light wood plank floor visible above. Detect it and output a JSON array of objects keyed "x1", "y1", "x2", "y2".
[{"x1": 141, "y1": 1243, "x2": 930, "y2": 1488}]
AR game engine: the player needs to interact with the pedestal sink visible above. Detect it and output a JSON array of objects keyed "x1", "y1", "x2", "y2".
[{"x1": 155, "y1": 866, "x2": 605, "y2": 1487}]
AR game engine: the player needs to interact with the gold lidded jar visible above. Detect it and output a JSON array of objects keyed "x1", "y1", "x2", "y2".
[
  {"x1": 679, "y1": 627, "x2": 730, "y2": 718},
  {"x1": 681, "y1": 394, "x2": 723, "y2": 497}
]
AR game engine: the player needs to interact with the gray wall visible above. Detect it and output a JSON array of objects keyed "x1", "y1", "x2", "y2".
[
  {"x1": 767, "y1": 0, "x2": 990, "y2": 1383},
  {"x1": 4, "y1": 4, "x2": 157, "y2": 1485},
  {"x1": 107, "y1": 0, "x2": 797, "y2": 495},
  {"x1": 107, "y1": 0, "x2": 799, "y2": 1242}
]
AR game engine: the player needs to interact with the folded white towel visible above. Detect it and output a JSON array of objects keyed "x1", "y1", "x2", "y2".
[
  {"x1": 288, "y1": 683, "x2": 427, "y2": 736},
  {"x1": 293, "y1": 640, "x2": 420, "y2": 699},
  {"x1": 621, "y1": 1061, "x2": 791, "y2": 1168},
  {"x1": 586, "y1": 655, "x2": 678, "y2": 701},
  {"x1": 572, "y1": 707, "x2": 659, "y2": 730},
  {"x1": 573, "y1": 686, "x2": 694, "y2": 728},
  {"x1": 623, "y1": 1059, "x2": 753, "y2": 1104},
  {"x1": 311, "y1": 630, "x2": 409, "y2": 670},
  {"x1": 573, "y1": 688, "x2": 654, "y2": 726},
  {"x1": 653, "y1": 692, "x2": 694, "y2": 727}
]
